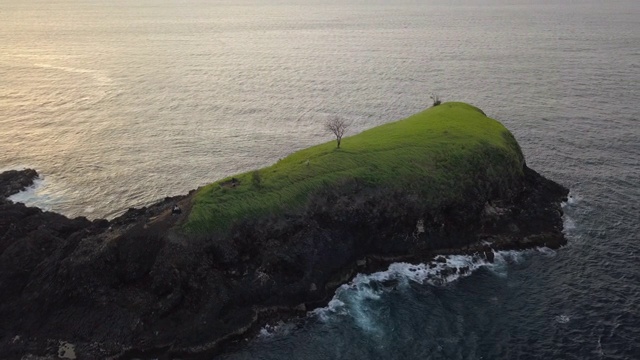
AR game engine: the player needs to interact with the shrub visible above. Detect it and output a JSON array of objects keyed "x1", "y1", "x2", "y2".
[{"x1": 252, "y1": 170, "x2": 262, "y2": 188}]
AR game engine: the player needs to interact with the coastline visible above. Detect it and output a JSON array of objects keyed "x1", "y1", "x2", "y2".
[
  {"x1": 0, "y1": 104, "x2": 569, "y2": 359},
  {"x1": 0, "y1": 161, "x2": 568, "y2": 359}
]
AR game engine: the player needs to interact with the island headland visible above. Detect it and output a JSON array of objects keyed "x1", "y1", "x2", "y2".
[{"x1": 0, "y1": 102, "x2": 568, "y2": 359}]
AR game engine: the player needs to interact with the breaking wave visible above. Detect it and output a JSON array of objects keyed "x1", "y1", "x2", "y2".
[
  {"x1": 308, "y1": 250, "x2": 531, "y2": 329},
  {"x1": 7, "y1": 175, "x2": 58, "y2": 212}
]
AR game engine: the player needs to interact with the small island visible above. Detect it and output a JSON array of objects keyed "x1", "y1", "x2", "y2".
[{"x1": 0, "y1": 102, "x2": 568, "y2": 359}]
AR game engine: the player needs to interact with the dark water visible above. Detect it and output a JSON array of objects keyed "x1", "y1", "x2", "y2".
[{"x1": 1, "y1": 0, "x2": 638, "y2": 359}]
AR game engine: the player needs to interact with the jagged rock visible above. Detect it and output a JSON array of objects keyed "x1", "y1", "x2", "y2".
[
  {"x1": 0, "y1": 168, "x2": 38, "y2": 199},
  {"x1": 0, "y1": 165, "x2": 568, "y2": 359}
]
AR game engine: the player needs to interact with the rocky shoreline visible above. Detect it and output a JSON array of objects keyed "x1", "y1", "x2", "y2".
[{"x1": 0, "y1": 166, "x2": 568, "y2": 359}]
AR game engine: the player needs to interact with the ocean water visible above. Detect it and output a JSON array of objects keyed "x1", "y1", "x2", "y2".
[{"x1": 1, "y1": 0, "x2": 639, "y2": 359}]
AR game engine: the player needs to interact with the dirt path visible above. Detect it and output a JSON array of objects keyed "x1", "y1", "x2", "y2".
[{"x1": 145, "y1": 193, "x2": 197, "y2": 243}]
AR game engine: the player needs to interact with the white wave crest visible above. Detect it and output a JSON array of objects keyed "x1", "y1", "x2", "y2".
[
  {"x1": 258, "y1": 321, "x2": 297, "y2": 338},
  {"x1": 270, "y1": 247, "x2": 553, "y2": 336},
  {"x1": 7, "y1": 177, "x2": 44, "y2": 202},
  {"x1": 562, "y1": 191, "x2": 581, "y2": 209},
  {"x1": 562, "y1": 191, "x2": 581, "y2": 236},
  {"x1": 7, "y1": 177, "x2": 58, "y2": 212},
  {"x1": 312, "y1": 251, "x2": 525, "y2": 328},
  {"x1": 312, "y1": 298, "x2": 346, "y2": 322},
  {"x1": 537, "y1": 247, "x2": 557, "y2": 257}
]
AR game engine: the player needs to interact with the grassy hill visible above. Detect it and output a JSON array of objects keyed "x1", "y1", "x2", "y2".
[{"x1": 183, "y1": 102, "x2": 525, "y2": 234}]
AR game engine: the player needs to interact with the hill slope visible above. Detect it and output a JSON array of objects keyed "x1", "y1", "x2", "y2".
[{"x1": 185, "y1": 102, "x2": 525, "y2": 234}]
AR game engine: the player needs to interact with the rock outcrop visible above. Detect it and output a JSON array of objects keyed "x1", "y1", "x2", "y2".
[
  {"x1": 0, "y1": 168, "x2": 38, "y2": 200},
  {"x1": 0, "y1": 164, "x2": 567, "y2": 359}
]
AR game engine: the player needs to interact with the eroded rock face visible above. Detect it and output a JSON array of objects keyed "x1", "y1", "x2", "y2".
[
  {"x1": 0, "y1": 170, "x2": 96, "y2": 359},
  {"x1": 0, "y1": 166, "x2": 568, "y2": 359}
]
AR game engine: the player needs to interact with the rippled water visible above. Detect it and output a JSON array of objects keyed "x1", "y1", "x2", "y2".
[{"x1": 1, "y1": 0, "x2": 639, "y2": 359}]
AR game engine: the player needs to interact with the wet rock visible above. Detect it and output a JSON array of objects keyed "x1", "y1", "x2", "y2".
[{"x1": 483, "y1": 248, "x2": 495, "y2": 262}]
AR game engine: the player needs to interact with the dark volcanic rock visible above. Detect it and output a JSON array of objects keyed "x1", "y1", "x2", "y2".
[
  {"x1": 0, "y1": 168, "x2": 38, "y2": 200},
  {"x1": 0, "y1": 166, "x2": 568, "y2": 359}
]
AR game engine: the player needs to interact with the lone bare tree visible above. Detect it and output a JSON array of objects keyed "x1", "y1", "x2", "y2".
[
  {"x1": 430, "y1": 93, "x2": 442, "y2": 106},
  {"x1": 325, "y1": 116, "x2": 349, "y2": 149}
]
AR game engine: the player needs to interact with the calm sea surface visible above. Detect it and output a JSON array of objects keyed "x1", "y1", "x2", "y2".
[{"x1": 1, "y1": 0, "x2": 639, "y2": 359}]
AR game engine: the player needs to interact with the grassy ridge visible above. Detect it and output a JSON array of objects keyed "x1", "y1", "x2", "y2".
[{"x1": 184, "y1": 102, "x2": 524, "y2": 234}]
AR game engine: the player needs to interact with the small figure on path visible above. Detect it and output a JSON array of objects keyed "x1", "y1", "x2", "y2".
[{"x1": 172, "y1": 204, "x2": 182, "y2": 215}]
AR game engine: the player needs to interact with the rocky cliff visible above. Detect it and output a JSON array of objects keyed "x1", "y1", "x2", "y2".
[
  {"x1": 0, "y1": 104, "x2": 569, "y2": 359},
  {"x1": 0, "y1": 161, "x2": 567, "y2": 360}
]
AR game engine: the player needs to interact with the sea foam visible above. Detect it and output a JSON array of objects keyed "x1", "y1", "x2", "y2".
[
  {"x1": 7, "y1": 177, "x2": 56, "y2": 212},
  {"x1": 310, "y1": 250, "x2": 530, "y2": 328}
]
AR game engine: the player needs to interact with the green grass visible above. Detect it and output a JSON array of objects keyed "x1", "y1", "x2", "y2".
[{"x1": 184, "y1": 102, "x2": 525, "y2": 234}]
